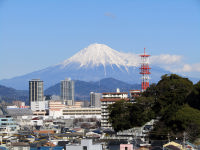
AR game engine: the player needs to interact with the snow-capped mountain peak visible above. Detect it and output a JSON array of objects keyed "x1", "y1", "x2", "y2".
[
  {"x1": 61, "y1": 43, "x2": 140, "y2": 68},
  {"x1": 0, "y1": 43, "x2": 170, "y2": 90}
]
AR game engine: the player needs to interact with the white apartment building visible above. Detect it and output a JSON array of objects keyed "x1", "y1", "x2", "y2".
[
  {"x1": 101, "y1": 89, "x2": 129, "y2": 128},
  {"x1": 62, "y1": 107, "x2": 101, "y2": 119},
  {"x1": 48, "y1": 100, "x2": 101, "y2": 119}
]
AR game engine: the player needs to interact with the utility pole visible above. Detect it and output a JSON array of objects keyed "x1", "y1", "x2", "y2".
[
  {"x1": 48, "y1": 131, "x2": 53, "y2": 150},
  {"x1": 167, "y1": 133, "x2": 170, "y2": 143},
  {"x1": 133, "y1": 131, "x2": 137, "y2": 150},
  {"x1": 183, "y1": 132, "x2": 186, "y2": 150}
]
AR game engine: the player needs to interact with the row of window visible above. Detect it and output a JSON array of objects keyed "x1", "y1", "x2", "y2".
[{"x1": 63, "y1": 113, "x2": 101, "y2": 115}]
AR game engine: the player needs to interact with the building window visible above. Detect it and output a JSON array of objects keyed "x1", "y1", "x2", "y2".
[
  {"x1": 83, "y1": 146, "x2": 87, "y2": 150},
  {"x1": 125, "y1": 147, "x2": 128, "y2": 150},
  {"x1": 1, "y1": 119, "x2": 7, "y2": 121}
]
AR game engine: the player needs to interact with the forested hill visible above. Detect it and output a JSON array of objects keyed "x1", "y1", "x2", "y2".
[
  {"x1": 108, "y1": 74, "x2": 200, "y2": 143},
  {"x1": 0, "y1": 85, "x2": 28, "y2": 103}
]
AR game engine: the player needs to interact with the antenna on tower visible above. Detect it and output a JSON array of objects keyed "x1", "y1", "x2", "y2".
[{"x1": 140, "y1": 48, "x2": 151, "y2": 92}]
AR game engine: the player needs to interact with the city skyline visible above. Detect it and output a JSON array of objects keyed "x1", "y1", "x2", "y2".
[{"x1": 0, "y1": 0, "x2": 200, "y2": 80}]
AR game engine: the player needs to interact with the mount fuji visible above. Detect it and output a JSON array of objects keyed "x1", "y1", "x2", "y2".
[{"x1": 0, "y1": 43, "x2": 169, "y2": 90}]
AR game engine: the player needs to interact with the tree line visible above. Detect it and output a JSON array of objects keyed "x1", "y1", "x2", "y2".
[{"x1": 108, "y1": 74, "x2": 200, "y2": 142}]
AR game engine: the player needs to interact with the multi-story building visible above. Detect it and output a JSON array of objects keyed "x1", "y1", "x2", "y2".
[
  {"x1": 0, "y1": 116, "x2": 18, "y2": 135},
  {"x1": 49, "y1": 100, "x2": 66, "y2": 118},
  {"x1": 90, "y1": 92, "x2": 102, "y2": 108},
  {"x1": 12, "y1": 101, "x2": 25, "y2": 108},
  {"x1": 62, "y1": 107, "x2": 101, "y2": 119},
  {"x1": 129, "y1": 90, "x2": 141, "y2": 100},
  {"x1": 29, "y1": 79, "x2": 45, "y2": 115},
  {"x1": 48, "y1": 100, "x2": 100, "y2": 119},
  {"x1": 66, "y1": 101, "x2": 84, "y2": 108},
  {"x1": 61, "y1": 78, "x2": 75, "y2": 105},
  {"x1": 101, "y1": 89, "x2": 129, "y2": 128}
]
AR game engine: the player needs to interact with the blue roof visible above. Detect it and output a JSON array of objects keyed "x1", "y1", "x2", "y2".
[
  {"x1": 0, "y1": 147, "x2": 7, "y2": 150},
  {"x1": 27, "y1": 135, "x2": 34, "y2": 138},
  {"x1": 31, "y1": 146, "x2": 64, "y2": 150}
]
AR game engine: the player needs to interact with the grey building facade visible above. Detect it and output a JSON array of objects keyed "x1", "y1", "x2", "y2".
[
  {"x1": 61, "y1": 78, "x2": 75, "y2": 105},
  {"x1": 90, "y1": 92, "x2": 101, "y2": 108},
  {"x1": 29, "y1": 79, "x2": 45, "y2": 111},
  {"x1": 29, "y1": 79, "x2": 43, "y2": 103}
]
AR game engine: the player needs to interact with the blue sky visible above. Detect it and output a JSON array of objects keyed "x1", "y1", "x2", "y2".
[{"x1": 0, "y1": 0, "x2": 200, "y2": 80}]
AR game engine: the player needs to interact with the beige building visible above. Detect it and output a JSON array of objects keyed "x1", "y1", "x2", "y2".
[
  {"x1": 49, "y1": 100, "x2": 66, "y2": 118},
  {"x1": 66, "y1": 101, "x2": 84, "y2": 108},
  {"x1": 12, "y1": 101, "x2": 25, "y2": 108},
  {"x1": 62, "y1": 107, "x2": 101, "y2": 119},
  {"x1": 48, "y1": 100, "x2": 101, "y2": 119}
]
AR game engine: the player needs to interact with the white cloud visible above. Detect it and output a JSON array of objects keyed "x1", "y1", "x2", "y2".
[
  {"x1": 149, "y1": 54, "x2": 200, "y2": 75},
  {"x1": 151, "y1": 54, "x2": 183, "y2": 65},
  {"x1": 150, "y1": 54, "x2": 184, "y2": 73},
  {"x1": 181, "y1": 63, "x2": 200, "y2": 72},
  {"x1": 182, "y1": 64, "x2": 192, "y2": 72}
]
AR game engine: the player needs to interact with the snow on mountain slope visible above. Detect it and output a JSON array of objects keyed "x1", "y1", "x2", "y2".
[
  {"x1": 61, "y1": 43, "x2": 140, "y2": 69},
  {"x1": 0, "y1": 43, "x2": 170, "y2": 90}
]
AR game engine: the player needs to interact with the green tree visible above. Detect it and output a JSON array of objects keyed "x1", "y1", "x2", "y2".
[
  {"x1": 108, "y1": 100, "x2": 132, "y2": 131},
  {"x1": 167, "y1": 105, "x2": 200, "y2": 141},
  {"x1": 108, "y1": 74, "x2": 200, "y2": 141},
  {"x1": 187, "y1": 81, "x2": 200, "y2": 110},
  {"x1": 108, "y1": 100, "x2": 154, "y2": 132},
  {"x1": 129, "y1": 102, "x2": 154, "y2": 127},
  {"x1": 155, "y1": 74, "x2": 193, "y2": 116}
]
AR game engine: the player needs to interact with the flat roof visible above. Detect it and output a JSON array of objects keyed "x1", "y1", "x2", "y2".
[{"x1": 101, "y1": 98, "x2": 130, "y2": 102}]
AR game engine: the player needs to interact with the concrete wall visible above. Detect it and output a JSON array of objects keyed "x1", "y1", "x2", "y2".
[{"x1": 66, "y1": 139, "x2": 102, "y2": 150}]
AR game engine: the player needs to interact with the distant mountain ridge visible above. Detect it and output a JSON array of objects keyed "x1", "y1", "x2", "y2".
[
  {"x1": 0, "y1": 43, "x2": 170, "y2": 90},
  {"x1": 0, "y1": 85, "x2": 28, "y2": 103},
  {"x1": 45, "y1": 78, "x2": 141, "y2": 100},
  {"x1": 0, "y1": 78, "x2": 140, "y2": 103}
]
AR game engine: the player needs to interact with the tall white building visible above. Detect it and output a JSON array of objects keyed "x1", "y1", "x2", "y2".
[
  {"x1": 29, "y1": 79, "x2": 45, "y2": 115},
  {"x1": 90, "y1": 92, "x2": 101, "y2": 108},
  {"x1": 61, "y1": 78, "x2": 75, "y2": 105},
  {"x1": 101, "y1": 89, "x2": 129, "y2": 128}
]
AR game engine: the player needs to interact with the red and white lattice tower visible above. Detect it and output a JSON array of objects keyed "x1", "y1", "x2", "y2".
[{"x1": 140, "y1": 48, "x2": 151, "y2": 92}]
